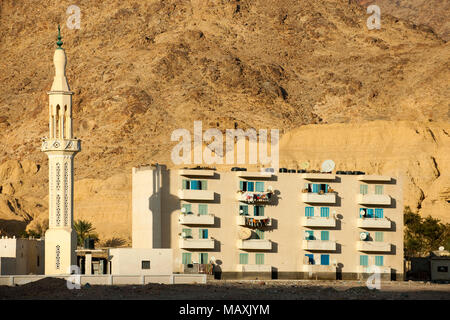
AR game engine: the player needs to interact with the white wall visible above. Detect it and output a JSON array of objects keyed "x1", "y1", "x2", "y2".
[{"x1": 109, "y1": 248, "x2": 173, "y2": 275}]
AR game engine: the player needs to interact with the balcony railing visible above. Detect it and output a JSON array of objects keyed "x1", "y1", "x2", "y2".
[
  {"x1": 179, "y1": 238, "x2": 215, "y2": 249},
  {"x1": 357, "y1": 241, "x2": 391, "y2": 252},
  {"x1": 237, "y1": 216, "x2": 272, "y2": 228},
  {"x1": 236, "y1": 191, "x2": 272, "y2": 204},
  {"x1": 179, "y1": 214, "x2": 215, "y2": 225},
  {"x1": 178, "y1": 189, "x2": 215, "y2": 201},
  {"x1": 357, "y1": 194, "x2": 391, "y2": 206},
  {"x1": 237, "y1": 239, "x2": 272, "y2": 251},
  {"x1": 301, "y1": 216, "x2": 336, "y2": 228},
  {"x1": 357, "y1": 218, "x2": 391, "y2": 229},
  {"x1": 302, "y1": 240, "x2": 337, "y2": 251},
  {"x1": 301, "y1": 192, "x2": 336, "y2": 204},
  {"x1": 178, "y1": 169, "x2": 215, "y2": 177},
  {"x1": 237, "y1": 264, "x2": 272, "y2": 272},
  {"x1": 235, "y1": 171, "x2": 273, "y2": 179},
  {"x1": 302, "y1": 265, "x2": 337, "y2": 273},
  {"x1": 301, "y1": 173, "x2": 336, "y2": 181}
]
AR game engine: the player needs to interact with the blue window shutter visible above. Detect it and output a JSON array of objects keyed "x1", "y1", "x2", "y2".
[
  {"x1": 324, "y1": 184, "x2": 328, "y2": 193},
  {"x1": 321, "y1": 255, "x2": 330, "y2": 266},
  {"x1": 255, "y1": 182, "x2": 264, "y2": 192},
  {"x1": 306, "y1": 230, "x2": 314, "y2": 240},
  {"x1": 239, "y1": 253, "x2": 248, "y2": 264},
  {"x1": 182, "y1": 204, "x2": 192, "y2": 214},
  {"x1": 201, "y1": 180, "x2": 207, "y2": 190},
  {"x1": 321, "y1": 231, "x2": 329, "y2": 241},
  {"x1": 360, "y1": 255, "x2": 368, "y2": 266},
  {"x1": 375, "y1": 208, "x2": 384, "y2": 218},
  {"x1": 239, "y1": 181, "x2": 244, "y2": 191},
  {"x1": 367, "y1": 209, "x2": 374, "y2": 218},
  {"x1": 248, "y1": 182, "x2": 254, "y2": 192},
  {"x1": 375, "y1": 256, "x2": 384, "y2": 266},
  {"x1": 305, "y1": 254, "x2": 314, "y2": 265},
  {"x1": 320, "y1": 207, "x2": 329, "y2": 217},
  {"x1": 239, "y1": 205, "x2": 248, "y2": 215},
  {"x1": 312, "y1": 184, "x2": 319, "y2": 193},
  {"x1": 305, "y1": 207, "x2": 314, "y2": 217}
]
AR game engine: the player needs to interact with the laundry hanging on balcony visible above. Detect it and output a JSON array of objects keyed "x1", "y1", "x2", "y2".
[{"x1": 245, "y1": 217, "x2": 271, "y2": 227}]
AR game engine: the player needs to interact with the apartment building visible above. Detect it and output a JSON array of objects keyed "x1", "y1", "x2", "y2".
[{"x1": 131, "y1": 164, "x2": 404, "y2": 280}]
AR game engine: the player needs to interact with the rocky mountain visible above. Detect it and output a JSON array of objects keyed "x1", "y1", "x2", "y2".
[{"x1": 0, "y1": 0, "x2": 448, "y2": 243}]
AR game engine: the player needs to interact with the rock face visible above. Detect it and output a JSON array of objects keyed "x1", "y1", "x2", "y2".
[{"x1": 0, "y1": 0, "x2": 448, "y2": 242}]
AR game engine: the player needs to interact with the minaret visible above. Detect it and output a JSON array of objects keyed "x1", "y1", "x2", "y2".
[{"x1": 41, "y1": 26, "x2": 81, "y2": 275}]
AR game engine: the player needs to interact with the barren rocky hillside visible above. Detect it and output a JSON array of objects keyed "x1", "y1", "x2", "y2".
[{"x1": 0, "y1": 0, "x2": 448, "y2": 243}]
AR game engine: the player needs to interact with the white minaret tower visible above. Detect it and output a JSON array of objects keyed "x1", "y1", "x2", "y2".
[{"x1": 41, "y1": 26, "x2": 81, "y2": 275}]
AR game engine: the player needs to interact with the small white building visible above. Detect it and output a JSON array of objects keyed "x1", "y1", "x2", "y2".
[
  {"x1": 0, "y1": 237, "x2": 44, "y2": 275},
  {"x1": 109, "y1": 248, "x2": 173, "y2": 275}
]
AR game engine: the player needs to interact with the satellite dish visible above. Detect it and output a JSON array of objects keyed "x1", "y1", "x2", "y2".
[
  {"x1": 238, "y1": 227, "x2": 252, "y2": 240},
  {"x1": 360, "y1": 232, "x2": 367, "y2": 240},
  {"x1": 181, "y1": 232, "x2": 187, "y2": 238},
  {"x1": 300, "y1": 161, "x2": 310, "y2": 170},
  {"x1": 210, "y1": 256, "x2": 216, "y2": 263},
  {"x1": 321, "y1": 160, "x2": 335, "y2": 173},
  {"x1": 181, "y1": 207, "x2": 186, "y2": 213},
  {"x1": 239, "y1": 209, "x2": 244, "y2": 214},
  {"x1": 439, "y1": 246, "x2": 444, "y2": 251},
  {"x1": 267, "y1": 185, "x2": 274, "y2": 192}
]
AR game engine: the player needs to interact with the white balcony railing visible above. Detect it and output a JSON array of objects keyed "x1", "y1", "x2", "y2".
[
  {"x1": 237, "y1": 264, "x2": 272, "y2": 272},
  {"x1": 178, "y1": 189, "x2": 215, "y2": 201},
  {"x1": 179, "y1": 214, "x2": 215, "y2": 225},
  {"x1": 236, "y1": 191, "x2": 272, "y2": 204},
  {"x1": 357, "y1": 241, "x2": 391, "y2": 252},
  {"x1": 179, "y1": 238, "x2": 215, "y2": 249},
  {"x1": 301, "y1": 173, "x2": 336, "y2": 181},
  {"x1": 356, "y1": 194, "x2": 391, "y2": 206},
  {"x1": 237, "y1": 216, "x2": 272, "y2": 227},
  {"x1": 357, "y1": 218, "x2": 391, "y2": 229},
  {"x1": 301, "y1": 193, "x2": 336, "y2": 204},
  {"x1": 237, "y1": 239, "x2": 272, "y2": 251},
  {"x1": 301, "y1": 216, "x2": 336, "y2": 228},
  {"x1": 302, "y1": 240, "x2": 337, "y2": 251}
]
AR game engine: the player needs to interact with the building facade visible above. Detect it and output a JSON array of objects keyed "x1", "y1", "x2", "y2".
[
  {"x1": 132, "y1": 165, "x2": 404, "y2": 280},
  {"x1": 0, "y1": 237, "x2": 44, "y2": 275},
  {"x1": 41, "y1": 27, "x2": 80, "y2": 275}
]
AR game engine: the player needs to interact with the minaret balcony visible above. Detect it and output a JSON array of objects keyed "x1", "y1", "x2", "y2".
[{"x1": 41, "y1": 138, "x2": 80, "y2": 153}]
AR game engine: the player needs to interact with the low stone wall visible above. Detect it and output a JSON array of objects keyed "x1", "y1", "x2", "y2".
[{"x1": 0, "y1": 274, "x2": 207, "y2": 286}]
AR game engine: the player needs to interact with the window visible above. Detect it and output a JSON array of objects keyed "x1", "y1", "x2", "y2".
[
  {"x1": 239, "y1": 205, "x2": 249, "y2": 216},
  {"x1": 141, "y1": 260, "x2": 150, "y2": 269},
  {"x1": 320, "y1": 255, "x2": 330, "y2": 266},
  {"x1": 305, "y1": 230, "x2": 314, "y2": 240},
  {"x1": 375, "y1": 232, "x2": 384, "y2": 242},
  {"x1": 255, "y1": 229, "x2": 264, "y2": 239},
  {"x1": 182, "y1": 228, "x2": 192, "y2": 238},
  {"x1": 312, "y1": 184, "x2": 319, "y2": 193},
  {"x1": 375, "y1": 256, "x2": 384, "y2": 266},
  {"x1": 198, "y1": 204, "x2": 208, "y2": 215},
  {"x1": 182, "y1": 203, "x2": 192, "y2": 214},
  {"x1": 374, "y1": 208, "x2": 384, "y2": 219},
  {"x1": 360, "y1": 184, "x2": 368, "y2": 195},
  {"x1": 254, "y1": 206, "x2": 264, "y2": 216},
  {"x1": 182, "y1": 253, "x2": 192, "y2": 265},
  {"x1": 199, "y1": 253, "x2": 208, "y2": 264},
  {"x1": 199, "y1": 229, "x2": 208, "y2": 239},
  {"x1": 321, "y1": 231, "x2": 329, "y2": 241},
  {"x1": 360, "y1": 255, "x2": 368, "y2": 266},
  {"x1": 366, "y1": 208, "x2": 374, "y2": 218},
  {"x1": 255, "y1": 253, "x2": 264, "y2": 265},
  {"x1": 183, "y1": 179, "x2": 207, "y2": 190},
  {"x1": 320, "y1": 207, "x2": 330, "y2": 218},
  {"x1": 305, "y1": 206, "x2": 314, "y2": 217},
  {"x1": 239, "y1": 253, "x2": 248, "y2": 265},
  {"x1": 239, "y1": 181, "x2": 256, "y2": 192},
  {"x1": 255, "y1": 182, "x2": 265, "y2": 192},
  {"x1": 305, "y1": 254, "x2": 314, "y2": 265},
  {"x1": 375, "y1": 185, "x2": 384, "y2": 195}
]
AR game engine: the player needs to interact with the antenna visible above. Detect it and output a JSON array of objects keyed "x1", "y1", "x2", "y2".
[{"x1": 321, "y1": 160, "x2": 335, "y2": 173}]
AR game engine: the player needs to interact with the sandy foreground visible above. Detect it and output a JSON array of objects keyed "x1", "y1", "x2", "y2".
[{"x1": 0, "y1": 278, "x2": 449, "y2": 300}]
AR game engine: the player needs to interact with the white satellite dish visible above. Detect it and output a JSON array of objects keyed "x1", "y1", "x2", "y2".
[
  {"x1": 360, "y1": 232, "x2": 367, "y2": 240},
  {"x1": 439, "y1": 246, "x2": 444, "y2": 251},
  {"x1": 321, "y1": 160, "x2": 335, "y2": 173},
  {"x1": 181, "y1": 232, "x2": 187, "y2": 238},
  {"x1": 181, "y1": 207, "x2": 186, "y2": 213},
  {"x1": 210, "y1": 256, "x2": 216, "y2": 263},
  {"x1": 239, "y1": 209, "x2": 244, "y2": 214},
  {"x1": 238, "y1": 227, "x2": 252, "y2": 240},
  {"x1": 267, "y1": 185, "x2": 274, "y2": 192}
]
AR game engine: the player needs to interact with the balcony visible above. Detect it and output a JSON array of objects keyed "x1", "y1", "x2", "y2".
[
  {"x1": 179, "y1": 214, "x2": 215, "y2": 225},
  {"x1": 236, "y1": 264, "x2": 272, "y2": 272},
  {"x1": 301, "y1": 216, "x2": 336, "y2": 228},
  {"x1": 179, "y1": 238, "x2": 215, "y2": 250},
  {"x1": 237, "y1": 216, "x2": 272, "y2": 227},
  {"x1": 178, "y1": 189, "x2": 215, "y2": 201},
  {"x1": 357, "y1": 241, "x2": 391, "y2": 252},
  {"x1": 357, "y1": 175, "x2": 391, "y2": 182},
  {"x1": 302, "y1": 265, "x2": 337, "y2": 273},
  {"x1": 301, "y1": 192, "x2": 336, "y2": 204},
  {"x1": 357, "y1": 194, "x2": 391, "y2": 206},
  {"x1": 178, "y1": 169, "x2": 215, "y2": 177},
  {"x1": 301, "y1": 173, "x2": 336, "y2": 181},
  {"x1": 302, "y1": 240, "x2": 337, "y2": 251},
  {"x1": 238, "y1": 239, "x2": 272, "y2": 251},
  {"x1": 357, "y1": 218, "x2": 391, "y2": 229},
  {"x1": 236, "y1": 191, "x2": 272, "y2": 204},
  {"x1": 235, "y1": 171, "x2": 273, "y2": 179}
]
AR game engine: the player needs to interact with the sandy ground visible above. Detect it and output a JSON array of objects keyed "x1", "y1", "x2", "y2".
[{"x1": 0, "y1": 278, "x2": 449, "y2": 300}]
